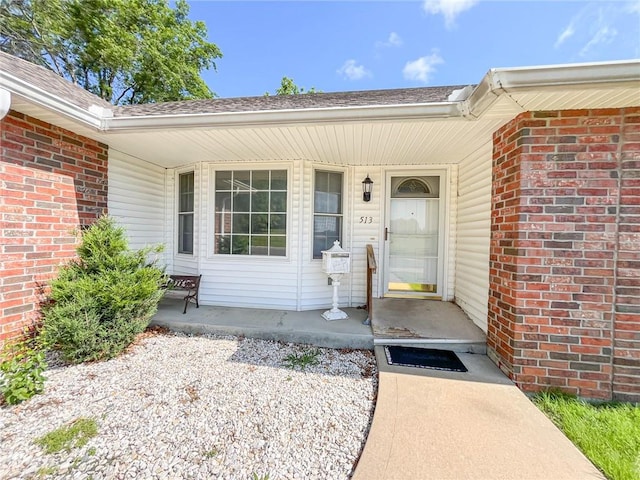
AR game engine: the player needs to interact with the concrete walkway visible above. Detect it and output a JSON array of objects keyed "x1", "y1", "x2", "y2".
[
  {"x1": 152, "y1": 300, "x2": 603, "y2": 480},
  {"x1": 353, "y1": 347, "x2": 604, "y2": 480}
]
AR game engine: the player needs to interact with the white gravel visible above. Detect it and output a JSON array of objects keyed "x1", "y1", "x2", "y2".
[{"x1": 0, "y1": 332, "x2": 378, "y2": 480}]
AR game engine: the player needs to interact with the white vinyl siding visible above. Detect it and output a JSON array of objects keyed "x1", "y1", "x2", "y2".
[
  {"x1": 349, "y1": 167, "x2": 383, "y2": 306},
  {"x1": 194, "y1": 163, "x2": 300, "y2": 310},
  {"x1": 455, "y1": 141, "x2": 492, "y2": 332},
  {"x1": 107, "y1": 150, "x2": 166, "y2": 262}
]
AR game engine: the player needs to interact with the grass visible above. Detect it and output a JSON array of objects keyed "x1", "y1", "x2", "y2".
[
  {"x1": 282, "y1": 348, "x2": 320, "y2": 370},
  {"x1": 35, "y1": 417, "x2": 98, "y2": 454},
  {"x1": 532, "y1": 391, "x2": 640, "y2": 480}
]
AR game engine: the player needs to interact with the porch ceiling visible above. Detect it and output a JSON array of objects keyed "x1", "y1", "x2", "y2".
[{"x1": 95, "y1": 116, "x2": 510, "y2": 168}]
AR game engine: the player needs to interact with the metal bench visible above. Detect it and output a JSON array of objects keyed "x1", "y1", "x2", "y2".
[{"x1": 165, "y1": 274, "x2": 201, "y2": 314}]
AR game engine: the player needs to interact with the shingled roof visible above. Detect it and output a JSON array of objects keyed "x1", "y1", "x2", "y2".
[
  {"x1": 112, "y1": 85, "x2": 469, "y2": 117},
  {"x1": 0, "y1": 50, "x2": 470, "y2": 118},
  {"x1": 0, "y1": 50, "x2": 112, "y2": 110}
]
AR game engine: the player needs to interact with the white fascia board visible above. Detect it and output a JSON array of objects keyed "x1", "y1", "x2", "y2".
[
  {"x1": 0, "y1": 72, "x2": 104, "y2": 129},
  {"x1": 466, "y1": 59, "x2": 640, "y2": 118},
  {"x1": 103, "y1": 102, "x2": 464, "y2": 132},
  {"x1": 493, "y1": 59, "x2": 640, "y2": 89}
]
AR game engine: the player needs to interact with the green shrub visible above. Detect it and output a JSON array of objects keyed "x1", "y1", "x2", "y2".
[
  {"x1": 42, "y1": 216, "x2": 166, "y2": 363},
  {"x1": 0, "y1": 333, "x2": 47, "y2": 405}
]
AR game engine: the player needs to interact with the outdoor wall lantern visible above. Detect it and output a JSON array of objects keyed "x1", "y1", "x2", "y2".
[{"x1": 362, "y1": 175, "x2": 373, "y2": 202}]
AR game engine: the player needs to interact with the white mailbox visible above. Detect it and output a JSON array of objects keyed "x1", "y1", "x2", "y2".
[
  {"x1": 322, "y1": 241, "x2": 351, "y2": 274},
  {"x1": 321, "y1": 241, "x2": 351, "y2": 321}
]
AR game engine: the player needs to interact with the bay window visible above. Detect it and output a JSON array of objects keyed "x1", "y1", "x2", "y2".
[{"x1": 214, "y1": 169, "x2": 287, "y2": 256}]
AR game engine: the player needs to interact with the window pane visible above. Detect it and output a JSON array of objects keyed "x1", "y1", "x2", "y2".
[
  {"x1": 215, "y1": 235, "x2": 230, "y2": 254},
  {"x1": 314, "y1": 171, "x2": 342, "y2": 214},
  {"x1": 315, "y1": 171, "x2": 329, "y2": 193},
  {"x1": 251, "y1": 214, "x2": 268, "y2": 234},
  {"x1": 179, "y1": 172, "x2": 194, "y2": 213},
  {"x1": 251, "y1": 235, "x2": 268, "y2": 255},
  {"x1": 232, "y1": 235, "x2": 249, "y2": 255},
  {"x1": 234, "y1": 192, "x2": 250, "y2": 212},
  {"x1": 313, "y1": 171, "x2": 343, "y2": 258},
  {"x1": 313, "y1": 215, "x2": 341, "y2": 258},
  {"x1": 215, "y1": 171, "x2": 232, "y2": 190},
  {"x1": 179, "y1": 213, "x2": 193, "y2": 254},
  {"x1": 327, "y1": 172, "x2": 342, "y2": 194},
  {"x1": 271, "y1": 170, "x2": 287, "y2": 190},
  {"x1": 252, "y1": 192, "x2": 269, "y2": 212},
  {"x1": 234, "y1": 171, "x2": 251, "y2": 190},
  {"x1": 213, "y1": 169, "x2": 288, "y2": 257},
  {"x1": 252, "y1": 171, "x2": 269, "y2": 190},
  {"x1": 270, "y1": 236, "x2": 286, "y2": 256},
  {"x1": 233, "y1": 214, "x2": 249, "y2": 234},
  {"x1": 315, "y1": 191, "x2": 341, "y2": 214},
  {"x1": 270, "y1": 214, "x2": 286, "y2": 235},
  {"x1": 270, "y1": 192, "x2": 286, "y2": 212}
]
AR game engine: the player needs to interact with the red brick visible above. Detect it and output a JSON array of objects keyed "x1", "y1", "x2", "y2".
[{"x1": 0, "y1": 110, "x2": 108, "y2": 346}]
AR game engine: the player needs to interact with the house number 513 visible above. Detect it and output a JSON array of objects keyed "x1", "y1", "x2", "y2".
[{"x1": 359, "y1": 216, "x2": 373, "y2": 224}]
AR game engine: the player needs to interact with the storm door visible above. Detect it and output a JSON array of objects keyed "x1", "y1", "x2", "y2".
[{"x1": 384, "y1": 175, "x2": 443, "y2": 298}]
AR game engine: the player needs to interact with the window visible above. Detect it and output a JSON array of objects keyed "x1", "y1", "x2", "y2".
[
  {"x1": 214, "y1": 170, "x2": 287, "y2": 256},
  {"x1": 178, "y1": 172, "x2": 194, "y2": 254},
  {"x1": 313, "y1": 170, "x2": 343, "y2": 259}
]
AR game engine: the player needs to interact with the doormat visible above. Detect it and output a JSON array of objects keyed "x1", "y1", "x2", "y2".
[{"x1": 384, "y1": 346, "x2": 467, "y2": 372}]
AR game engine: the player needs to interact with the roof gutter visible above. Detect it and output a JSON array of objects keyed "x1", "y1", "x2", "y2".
[
  {"x1": 103, "y1": 101, "x2": 464, "y2": 132},
  {"x1": 465, "y1": 59, "x2": 640, "y2": 119},
  {"x1": 0, "y1": 71, "x2": 104, "y2": 129}
]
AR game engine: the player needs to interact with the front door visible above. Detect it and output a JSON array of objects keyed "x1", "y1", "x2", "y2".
[{"x1": 384, "y1": 174, "x2": 443, "y2": 298}]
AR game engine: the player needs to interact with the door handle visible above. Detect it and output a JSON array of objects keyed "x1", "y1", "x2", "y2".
[{"x1": 385, "y1": 227, "x2": 388, "y2": 241}]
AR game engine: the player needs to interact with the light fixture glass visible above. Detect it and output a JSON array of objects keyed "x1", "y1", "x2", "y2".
[{"x1": 362, "y1": 175, "x2": 373, "y2": 202}]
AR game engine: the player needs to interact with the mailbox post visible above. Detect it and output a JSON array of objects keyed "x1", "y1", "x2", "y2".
[{"x1": 321, "y1": 240, "x2": 351, "y2": 321}]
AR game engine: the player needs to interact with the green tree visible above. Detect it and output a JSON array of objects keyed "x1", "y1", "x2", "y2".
[
  {"x1": 41, "y1": 216, "x2": 167, "y2": 363},
  {"x1": 265, "y1": 76, "x2": 320, "y2": 96},
  {"x1": 0, "y1": 0, "x2": 222, "y2": 105}
]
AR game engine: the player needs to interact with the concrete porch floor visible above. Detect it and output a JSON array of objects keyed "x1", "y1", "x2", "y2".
[
  {"x1": 371, "y1": 298, "x2": 487, "y2": 353},
  {"x1": 152, "y1": 297, "x2": 487, "y2": 353},
  {"x1": 151, "y1": 298, "x2": 374, "y2": 349}
]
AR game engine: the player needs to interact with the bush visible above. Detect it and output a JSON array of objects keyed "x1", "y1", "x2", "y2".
[
  {"x1": 0, "y1": 333, "x2": 46, "y2": 405},
  {"x1": 42, "y1": 216, "x2": 167, "y2": 363}
]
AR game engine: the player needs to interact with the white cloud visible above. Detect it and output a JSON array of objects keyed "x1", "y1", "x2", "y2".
[
  {"x1": 580, "y1": 25, "x2": 618, "y2": 57},
  {"x1": 376, "y1": 32, "x2": 403, "y2": 48},
  {"x1": 554, "y1": 1, "x2": 635, "y2": 58},
  {"x1": 337, "y1": 60, "x2": 371, "y2": 81},
  {"x1": 423, "y1": 0, "x2": 479, "y2": 29},
  {"x1": 554, "y1": 24, "x2": 575, "y2": 48},
  {"x1": 403, "y1": 52, "x2": 444, "y2": 84}
]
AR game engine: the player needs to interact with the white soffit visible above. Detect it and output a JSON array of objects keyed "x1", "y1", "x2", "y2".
[{"x1": 102, "y1": 117, "x2": 507, "y2": 168}]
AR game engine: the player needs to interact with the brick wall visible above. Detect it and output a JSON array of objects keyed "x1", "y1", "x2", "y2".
[
  {"x1": 0, "y1": 110, "x2": 108, "y2": 342},
  {"x1": 488, "y1": 107, "x2": 640, "y2": 402}
]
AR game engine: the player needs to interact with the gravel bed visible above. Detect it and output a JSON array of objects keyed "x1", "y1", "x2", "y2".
[{"x1": 0, "y1": 332, "x2": 378, "y2": 480}]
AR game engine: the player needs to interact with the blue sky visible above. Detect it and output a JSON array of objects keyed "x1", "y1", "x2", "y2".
[{"x1": 185, "y1": 0, "x2": 640, "y2": 98}]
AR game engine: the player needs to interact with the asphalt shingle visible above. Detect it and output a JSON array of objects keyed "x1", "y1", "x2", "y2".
[{"x1": 1, "y1": 50, "x2": 469, "y2": 117}]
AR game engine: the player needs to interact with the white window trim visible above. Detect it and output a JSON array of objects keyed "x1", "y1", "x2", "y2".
[
  {"x1": 175, "y1": 167, "x2": 196, "y2": 257},
  {"x1": 311, "y1": 166, "x2": 347, "y2": 261},
  {"x1": 207, "y1": 163, "x2": 293, "y2": 261}
]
